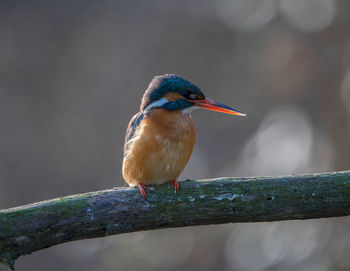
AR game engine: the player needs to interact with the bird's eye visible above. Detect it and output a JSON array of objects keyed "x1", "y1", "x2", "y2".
[{"x1": 187, "y1": 93, "x2": 203, "y2": 100}]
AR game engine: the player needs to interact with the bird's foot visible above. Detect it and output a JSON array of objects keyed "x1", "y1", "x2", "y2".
[
  {"x1": 170, "y1": 179, "x2": 179, "y2": 194},
  {"x1": 138, "y1": 184, "x2": 147, "y2": 199}
]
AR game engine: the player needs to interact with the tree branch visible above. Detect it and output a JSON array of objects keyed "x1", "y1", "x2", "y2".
[{"x1": 1, "y1": 171, "x2": 350, "y2": 270}]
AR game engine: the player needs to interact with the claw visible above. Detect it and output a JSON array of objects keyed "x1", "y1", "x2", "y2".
[
  {"x1": 170, "y1": 179, "x2": 179, "y2": 194},
  {"x1": 138, "y1": 183, "x2": 147, "y2": 199}
]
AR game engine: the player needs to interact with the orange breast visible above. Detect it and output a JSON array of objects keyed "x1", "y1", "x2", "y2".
[{"x1": 122, "y1": 109, "x2": 196, "y2": 186}]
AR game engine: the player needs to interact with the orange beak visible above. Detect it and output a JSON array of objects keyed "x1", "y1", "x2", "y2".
[{"x1": 192, "y1": 98, "x2": 246, "y2": 116}]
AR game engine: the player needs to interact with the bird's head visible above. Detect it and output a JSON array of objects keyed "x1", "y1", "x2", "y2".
[{"x1": 140, "y1": 74, "x2": 246, "y2": 116}]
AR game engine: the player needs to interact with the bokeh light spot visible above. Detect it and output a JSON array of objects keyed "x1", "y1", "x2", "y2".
[
  {"x1": 216, "y1": 0, "x2": 277, "y2": 31},
  {"x1": 279, "y1": 0, "x2": 336, "y2": 32}
]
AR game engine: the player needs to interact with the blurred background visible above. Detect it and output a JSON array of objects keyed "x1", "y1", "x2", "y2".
[{"x1": 1, "y1": 0, "x2": 350, "y2": 270}]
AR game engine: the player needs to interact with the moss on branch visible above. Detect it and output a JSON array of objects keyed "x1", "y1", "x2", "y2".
[{"x1": 1, "y1": 171, "x2": 350, "y2": 270}]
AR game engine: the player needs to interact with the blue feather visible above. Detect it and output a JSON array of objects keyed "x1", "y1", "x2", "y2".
[
  {"x1": 162, "y1": 99, "x2": 194, "y2": 111},
  {"x1": 140, "y1": 74, "x2": 204, "y2": 110},
  {"x1": 123, "y1": 112, "x2": 145, "y2": 155}
]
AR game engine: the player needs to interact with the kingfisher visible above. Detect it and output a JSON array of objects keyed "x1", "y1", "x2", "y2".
[{"x1": 122, "y1": 74, "x2": 246, "y2": 198}]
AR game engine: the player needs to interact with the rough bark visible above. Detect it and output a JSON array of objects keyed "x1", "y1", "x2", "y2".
[{"x1": 1, "y1": 171, "x2": 350, "y2": 270}]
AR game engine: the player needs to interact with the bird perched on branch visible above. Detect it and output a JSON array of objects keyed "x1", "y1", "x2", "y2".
[{"x1": 122, "y1": 74, "x2": 245, "y2": 198}]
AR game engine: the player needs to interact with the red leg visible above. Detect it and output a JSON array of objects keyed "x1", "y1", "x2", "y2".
[
  {"x1": 170, "y1": 179, "x2": 179, "y2": 193},
  {"x1": 138, "y1": 183, "x2": 147, "y2": 199}
]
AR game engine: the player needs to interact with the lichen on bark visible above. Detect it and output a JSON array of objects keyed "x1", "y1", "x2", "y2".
[{"x1": 1, "y1": 170, "x2": 350, "y2": 270}]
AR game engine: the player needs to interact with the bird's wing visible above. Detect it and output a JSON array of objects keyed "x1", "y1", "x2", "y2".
[{"x1": 123, "y1": 111, "x2": 145, "y2": 156}]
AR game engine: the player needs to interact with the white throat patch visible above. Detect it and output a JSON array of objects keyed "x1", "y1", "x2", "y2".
[{"x1": 182, "y1": 106, "x2": 200, "y2": 115}]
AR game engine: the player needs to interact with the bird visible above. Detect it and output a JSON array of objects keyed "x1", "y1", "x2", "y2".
[{"x1": 122, "y1": 74, "x2": 246, "y2": 199}]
